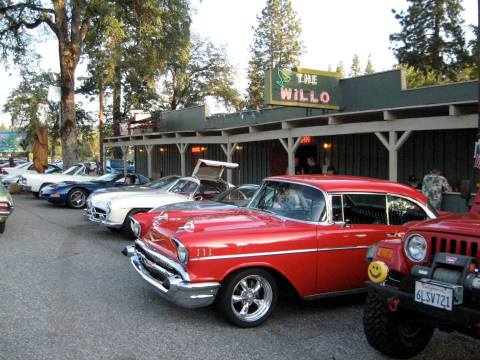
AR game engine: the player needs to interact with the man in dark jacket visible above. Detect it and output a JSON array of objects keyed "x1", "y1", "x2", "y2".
[{"x1": 306, "y1": 157, "x2": 322, "y2": 174}]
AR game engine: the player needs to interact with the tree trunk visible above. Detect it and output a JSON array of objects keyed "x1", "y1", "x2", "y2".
[
  {"x1": 59, "y1": 44, "x2": 78, "y2": 170},
  {"x1": 99, "y1": 78, "x2": 105, "y2": 167}
]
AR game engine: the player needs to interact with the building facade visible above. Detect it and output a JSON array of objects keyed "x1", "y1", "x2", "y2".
[{"x1": 104, "y1": 69, "x2": 478, "y2": 189}]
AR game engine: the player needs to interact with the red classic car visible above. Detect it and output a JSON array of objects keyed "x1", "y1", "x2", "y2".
[{"x1": 123, "y1": 175, "x2": 437, "y2": 327}]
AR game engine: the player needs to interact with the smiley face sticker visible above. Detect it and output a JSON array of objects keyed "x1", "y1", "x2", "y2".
[{"x1": 368, "y1": 261, "x2": 389, "y2": 283}]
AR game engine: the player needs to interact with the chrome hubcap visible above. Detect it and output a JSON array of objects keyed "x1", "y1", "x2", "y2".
[
  {"x1": 231, "y1": 275, "x2": 272, "y2": 322},
  {"x1": 71, "y1": 191, "x2": 85, "y2": 207}
]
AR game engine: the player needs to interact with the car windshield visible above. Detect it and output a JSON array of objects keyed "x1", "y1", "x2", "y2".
[
  {"x1": 168, "y1": 179, "x2": 199, "y2": 195},
  {"x1": 146, "y1": 176, "x2": 180, "y2": 189},
  {"x1": 92, "y1": 173, "x2": 121, "y2": 183},
  {"x1": 249, "y1": 181, "x2": 327, "y2": 222},
  {"x1": 63, "y1": 165, "x2": 82, "y2": 175},
  {"x1": 109, "y1": 159, "x2": 124, "y2": 168},
  {"x1": 45, "y1": 167, "x2": 59, "y2": 174},
  {"x1": 214, "y1": 186, "x2": 259, "y2": 206},
  {"x1": 15, "y1": 162, "x2": 31, "y2": 169}
]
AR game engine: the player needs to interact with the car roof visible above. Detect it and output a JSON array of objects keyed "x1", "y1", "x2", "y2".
[{"x1": 267, "y1": 175, "x2": 428, "y2": 205}]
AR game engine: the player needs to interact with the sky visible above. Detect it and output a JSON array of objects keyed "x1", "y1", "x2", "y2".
[{"x1": 0, "y1": 0, "x2": 478, "y2": 124}]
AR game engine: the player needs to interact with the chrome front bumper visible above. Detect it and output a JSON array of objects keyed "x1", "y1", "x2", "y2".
[
  {"x1": 123, "y1": 242, "x2": 220, "y2": 308},
  {"x1": 83, "y1": 208, "x2": 122, "y2": 228}
]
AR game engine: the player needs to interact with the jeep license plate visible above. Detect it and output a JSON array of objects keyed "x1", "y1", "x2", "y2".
[{"x1": 414, "y1": 280, "x2": 453, "y2": 311}]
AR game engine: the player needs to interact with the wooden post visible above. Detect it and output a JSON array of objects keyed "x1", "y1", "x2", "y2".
[
  {"x1": 221, "y1": 143, "x2": 238, "y2": 184},
  {"x1": 175, "y1": 143, "x2": 188, "y2": 176},
  {"x1": 145, "y1": 145, "x2": 153, "y2": 178},
  {"x1": 279, "y1": 137, "x2": 302, "y2": 175},
  {"x1": 375, "y1": 131, "x2": 412, "y2": 182},
  {"x1": 121, "y1": 145, "x2": 128, "y2": 176}
]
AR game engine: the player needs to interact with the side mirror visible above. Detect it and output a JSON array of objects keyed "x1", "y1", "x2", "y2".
[{"x1": 343, "y1": 219, "x2": 352, "y2": 228}]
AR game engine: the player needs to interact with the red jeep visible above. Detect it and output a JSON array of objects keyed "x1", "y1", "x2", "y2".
[{"x1": 363, "y1": 189, "x2": 480, "y2": 358}]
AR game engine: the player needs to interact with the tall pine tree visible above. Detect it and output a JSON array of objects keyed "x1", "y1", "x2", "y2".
[
  {"x1": 365, "y1": 55, "x2": 375, "y2": 74},
  {"x1": 350, "y1": 54, "x2": 361, "y2": 77},
  {"x1": 246, "y1": 0, "x2": 303, "y2": 109},
  {"x1": 390, "y1": 0, "x2": 468, "y2": 81}
]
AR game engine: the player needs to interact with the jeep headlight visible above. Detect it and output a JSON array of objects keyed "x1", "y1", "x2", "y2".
[
  {"x1": 405, "y1": 234, "x2": 427, "y2": 262},
  {"x1": 174, "y1": 239, "x2": 189, "y2": 264},
  {"x1": 130, "y1": 218, "x2": 141, "y2": 238}
]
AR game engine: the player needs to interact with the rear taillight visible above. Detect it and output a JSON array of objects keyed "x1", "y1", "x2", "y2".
[{"x1": 0, "y1": 203, "x2": 10, "y2": 209}]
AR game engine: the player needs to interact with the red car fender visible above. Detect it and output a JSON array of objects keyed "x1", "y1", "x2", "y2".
[
  {"x1": 188, "y1": 260, "x2": 304, "y2": 297},
  {"x1": 373, "y1": 239, "x2": 410, "y2": 274}
]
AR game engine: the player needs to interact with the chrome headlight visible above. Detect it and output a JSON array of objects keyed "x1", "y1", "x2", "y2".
[
  {"x1": 174, "y1": 238, "x2": 189, "y2": 264},
  {"x1": 130, "y1": 218, "x2": 141, "y2": 238},
  {"x1": 404, "y1": 234, "x2": 427, "y2": 262}
]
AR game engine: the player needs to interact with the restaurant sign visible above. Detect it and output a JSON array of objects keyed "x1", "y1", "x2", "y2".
[{"x1": 264, "y1": 67, "x2": 341, "y2": 110}]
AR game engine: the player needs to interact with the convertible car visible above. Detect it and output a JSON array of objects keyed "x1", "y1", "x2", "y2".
[
  {"x1": 20, "y1": 163, "x2": 97, "y2": 197},
  {"x1": 39, "y1": 173, "x2": 150, "y2": 209}
]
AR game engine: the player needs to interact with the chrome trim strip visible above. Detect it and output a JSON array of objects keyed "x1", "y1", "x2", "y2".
[
  {"x1": 190, "y1": 245, "x2": 370, "y2": 261},
  {"x1": 304, "y1": 287, "x2": 366, "y2": 301}
]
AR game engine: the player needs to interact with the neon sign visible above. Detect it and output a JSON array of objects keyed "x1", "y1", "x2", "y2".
[{"x1": 264, "y1": 67, "x2": 340, "y2": 110}]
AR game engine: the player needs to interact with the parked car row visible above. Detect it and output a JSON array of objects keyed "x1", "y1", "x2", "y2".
[{"x1": 7, "y1": 157, "x2": 480, "y2": 359}]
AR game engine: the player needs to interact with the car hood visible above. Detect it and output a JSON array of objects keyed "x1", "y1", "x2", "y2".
[
  {"x1": 149, "y1": 208, "x2": 280, "y2": 239},
  {"x1": 192, "y1": 158, "x2": 238, "y2": 181},
  {"x1": 413, "y1": 213, "x2": 480, "y2": 238},
  {"x1": 109, "y1": 191, "x2": 190, "y2": 208},
  {"x1": 89, "y1": 187, "x2": 159, "y2": 208}
]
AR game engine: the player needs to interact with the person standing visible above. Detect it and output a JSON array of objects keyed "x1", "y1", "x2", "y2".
[
  {"x1": 422, "y1": 169, "x2": 452, "y2": 210},
  {"x1": 408, "y1": 175, "x2": 421, "y2": 189},
  {"x1": 306, "y1": 157, "x2": 322, "y2": 174}
]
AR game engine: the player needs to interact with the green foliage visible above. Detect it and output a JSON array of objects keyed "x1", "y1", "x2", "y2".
[
  {"x1": 246, "y1": 0, "x2": 303, "y2": 109},
  {"x1": 3, "y1": 70, "x2": 95, "y2": 156},
  {"x1": 349, "y1": 54, "x2": 361, "y2": 77},
  {"x1": 335, "y1": 61, "x2": 345, "y2": 78},
  {"x1": 390, "y1": 0, "x2": 469, "y2": 81},
  {"x1": 82, "y1": 0, "x2": 191, "y2": 114},
  {"x1": 365, "y1": 55, "x2": 375, "y2": 75},
  {"x1": 159, "y1": 34, "x2": 241, "y2": 111},
  {"x1": 3, "y1": 71, "x2": 54, "y2": 144}
]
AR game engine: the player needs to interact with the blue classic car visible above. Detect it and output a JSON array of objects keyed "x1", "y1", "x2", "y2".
[{"x1": 40, "y1": 173, "x2": 150, "y2": 209}]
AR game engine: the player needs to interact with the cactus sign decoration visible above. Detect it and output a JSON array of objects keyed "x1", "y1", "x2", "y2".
[{"x1": 264, "y1": 67, "x2": 341, "y2": 110}]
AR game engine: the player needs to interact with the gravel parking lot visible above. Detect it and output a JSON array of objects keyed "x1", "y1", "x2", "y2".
[{"x1": 0, "y1": 194, "x2": 478, "y2": 360}]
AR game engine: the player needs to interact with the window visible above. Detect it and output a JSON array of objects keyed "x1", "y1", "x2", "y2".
[
  {"x1": 148, "y1": 175, "x2": 180, "y2": 190},
  {"x1": 343, "y1": 194, "x2": 387, "y2": 225},
  {"x1": 331, "y1": 195, "x2": 344, "y2": 222},
  {"x1": 169, "y1": 180, "x2": 198, "y2": 195},
  {"x1": 198, "y1": 181, "x2": 221, "y2": 195},
  {"x1": 249, "y1": 181, "x2": 326, "y2": 222},
  {"x1": 387, "y1": 196, "x2": 428, "y2": 225}
]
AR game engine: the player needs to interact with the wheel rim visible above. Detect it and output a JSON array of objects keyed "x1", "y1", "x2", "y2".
[
  {"x1": 230, "y1": 274, "x2": 273, "y2": 323},
  {"x1": 399, "y1": 321, "x2": 423, "y2": 339},
  {"x1": 70, "y1": 191, "x2": 85, "y2": 207}
]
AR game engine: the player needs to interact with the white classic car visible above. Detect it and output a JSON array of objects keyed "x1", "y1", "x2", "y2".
[
  {"x1": 85, "y1": 159, "x2": 238, "y2": 237},
  {"x1": 1, "y1": 163, "x2": 63, "y2": 186},
  {"x1": 19, "y1": 163, "x2": 97, "y2": 197}
]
